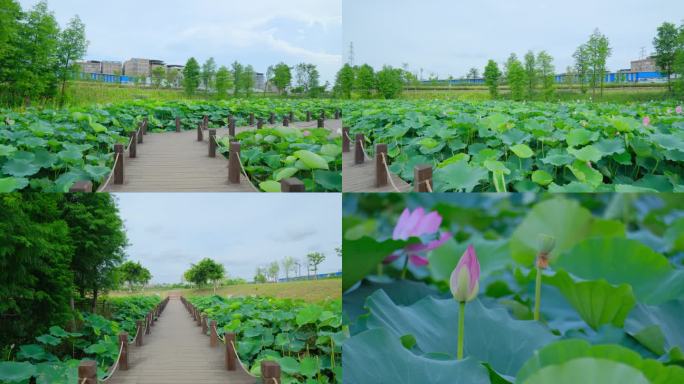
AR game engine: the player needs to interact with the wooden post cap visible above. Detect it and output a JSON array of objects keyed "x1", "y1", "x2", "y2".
[
  {"x1": 69, "y1": 180, "x2": 93, "y2": 193},
  {"x1": 414, "y1": 164, "x2": 433, "y2": 193},
  {"x1": 281, "y1": 178, "x2": 305, "y2": 192},
  {"x1": 78, "y1": 360, "x2": 97, "y2": 384}
]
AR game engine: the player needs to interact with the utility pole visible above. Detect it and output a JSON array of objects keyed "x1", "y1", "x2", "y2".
[{"x1": 348, "y1": 42, "x2": 355, "y2": 67}]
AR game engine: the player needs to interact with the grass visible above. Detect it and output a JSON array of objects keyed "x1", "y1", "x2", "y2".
[{"x1": 110, "y1": 278, "x2": 342, "y2": 303}]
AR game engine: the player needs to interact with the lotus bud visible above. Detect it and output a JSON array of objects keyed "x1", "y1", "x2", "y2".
[
  {"x1": 677, "y1": 106, "x2": 682, "y2": 114},
  {"x1": 643, "y1": 116, "x2": 650, "y2": 126},
  {"x1": 450, "y1": 245, "x2": 480, "y2": 303},
  {"x1": 536, "y1": 234, "x2": 556, "y2": 269}
]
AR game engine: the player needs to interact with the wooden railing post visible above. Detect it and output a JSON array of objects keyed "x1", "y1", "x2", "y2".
[
  {"x1": 354, "y1": 134, "x2": 364, "y2": 165},
  {"x1": 69, "y1": 181, "x2": 92, "y2": 193},
  {"x1": 257, "y1": 118, "x2": 264, "y2": 130},
  {"x1": 228, "y1": 142, "x2": 241, "y2": 184},
  {"x1": 136, "y1": 320, "x2": 143, "y2": 346},
  {"x1": 175, "y1": 116, "x2": 181, "y2": 132},
  {"x1": 289, "y1": 111, "x2": 294, "y2": 122},
  {"x1": 342, "y1": 127, "x2": 350, "y2": 153},
  {"x1": 414, "y1": 165, "x2": 433, "y2": 192},
  {"x1": 114, "y1": 144, "x2": 124, "y2": 184},
  {"x1": 249, "y1": 112, "x2": 255, "y2": 126},
  {"x1": 203, "y1": 115, "x2": 209, "y2": 130},
  {"x1": 210, "y1": 320, "x2": 218, "y2": 347},
  {"x1": 129, "y1": 131, "x2": 137, "y2": 158},
  {"x1": 201, "y1": 315, "x2": 208, "y2": 334},
  {"x1": 78, "y1": 360, "x2": 97, "y2": 384},
  {"x1": 229, "y1": 117, "x2": 236, "y2": 137},
  {"x1": 281, "y1": 178, "x2": 305, "y2": 192},
  {"x1": 137, "y1": 123, "x2": 143, "y2": 144},
  {"x1": 262, "y1": 361, "x2": 281, "y2": 384},
  {"x1": 318, "y1": 118, "x2": 324, "y2": 128},
  {"x1": 196, "y1": 309, "x2": 202, "y2": 326},
  {"x1": 118, "y1": 332, "x2": 129, "y2": 371},
  {"x1": 306, "y1": 111, "x2": 312, "y2": 122},
  {"x1": 269, "y1": 112, "x2": 275, "y2": 124},
  {"x1": 320, "y1": 110, "x2": 326, "y2": 120},
  {"x1": 209, "y1": 129, "x2": 217, "y2": 158},
  {"x1": 145, "y1": 314, "x2": 151, "y2": 335},
  {"x1": 376, "y1": 143, "x2": 388, "y2": 187},
  {"x1": 225, "y1": 332, "x2": 236, "y2": 371},
  {"x1": 283, "y1": 116, "x2": 289, "y2": 127},
  {"x1": 142, "y1": 117, "x2": 148, "y2": 135},
  {"x1": 197, "y1": 122, "x2": 203, "y2": 142}
]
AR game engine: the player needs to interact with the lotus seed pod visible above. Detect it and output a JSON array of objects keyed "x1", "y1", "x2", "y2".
[{"x1": 537, "y1": 234, "x2": 556, "y2": 255}]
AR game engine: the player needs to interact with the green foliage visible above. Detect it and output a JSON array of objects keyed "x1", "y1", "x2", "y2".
[
  {"x1": 190, "y1": 295, "x2": 342, "y2": 383},
  {"x1": 484, "y1": 60, "x2": 502, "y2": 98},
  {"x1": 294, "y1": 63, "x2": 321, "y2": 97},
  {"x1": 214, "y1": 65, "x2": 231, "y2": 99},
  {"x1": 118, "y1": 261, "x2": 152, "y2": 290},
  {"x1": 150, "y1": 66, "x2": 166, "y2": 89},
  {"x1": 201, "y1": 57, "x2": 216, "y2": 93},
  {"x1": 342, "y1": 99, "x2": 684, "y2": 192},
  {"x1": 355, "y1": 64, "x2": 375, "y2": 98},
  {"x1": 184, "y1": 258, "x2": 225, "y2": 289},
  {"x1": 536, "y1": 51, "x2": 555, "y2": 100},
  {"x1": 343, "y1": 194, "x2": 684, "y2": 383},
  {"x1": 56, "y1": 15, "x2": 88, "y2": 106},
  {"x1": 182, "y1": 57, "x2": 201, "y2": 96},
  {"x1": 334, "y1": 64, "x2": 355, "y2": 98},
  {"x1": 273, "y1": 62, "x2": 292, "y2": 95},
  {"x1": 506, "y1": 54, "x2": 526, "y2": 101},
  {"x1": 376, "y1": 65, "x2": 403, "y2": 99},
  {"x1": 653, "y1": 22, "x2": 680, "y2": 93}
]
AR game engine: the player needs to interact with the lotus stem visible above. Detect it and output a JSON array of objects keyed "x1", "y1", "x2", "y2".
[
  {"x1": 457, "y1": 301, "x2": 465, "y2": 360},
  {"x1": 534, "y1": 265, "x2": 542, "y2": 321},
  {"x1": 400, "y1": 255, "x2": 409, "y2": 280}
]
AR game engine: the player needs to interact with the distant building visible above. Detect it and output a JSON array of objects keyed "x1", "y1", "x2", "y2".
[
  {"x1": 255, "y1": 72, "x2": 265, "y2": 90},
  {"x1": 101, "y1": 61, "x2": 122, "y2": 75},
  {"x1": 631, "y1": 57, "x2": 659, "y2": 73},
  {"x1": 123, "y1": 58, "x2": 151, "y2": 77},
  {"x1": 150, "y1": 59, "x2": 166, "y2": 74},
  {"x1": 78, "y1": 60, "x2": 101, "y2": 73}
]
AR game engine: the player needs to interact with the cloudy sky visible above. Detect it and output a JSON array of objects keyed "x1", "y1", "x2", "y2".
[
  {"x1": 343, "y1": 0, "x2": 684, "y2": 79},
  {"x1": 19, "y1": 0, "x2": 342, "y2": 83},
  {"x1": 113, "y1": 194, "x2": 341, "y2": 284}
]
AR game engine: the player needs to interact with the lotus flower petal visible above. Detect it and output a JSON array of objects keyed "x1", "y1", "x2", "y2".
[{"x1": 450, "y1": 245, "x2": 481, "y2": 302}]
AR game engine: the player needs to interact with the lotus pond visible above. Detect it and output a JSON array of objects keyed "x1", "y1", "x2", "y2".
[
  {"x1": 342, "y1": 100, "x2": 684, "y2": 192},
  {"x1": 0, "y1": 99, "x2": 341, "y2": 192},
  {"x1": 342, "y1": 193, "x2": 684, "y2": 383}
]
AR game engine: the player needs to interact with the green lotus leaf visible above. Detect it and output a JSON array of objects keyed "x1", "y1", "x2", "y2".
[
  {"x1": 510, "y1": 144, "x2": 534, "y2": 158},
  {"x1": 0, "y1": 177, "x2": 29, "y2": 192},
  {"x1": 294, "y1": 150, "x2": 329, "y2": 170}
]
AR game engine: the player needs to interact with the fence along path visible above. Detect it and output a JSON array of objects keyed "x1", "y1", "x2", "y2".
[
  {"x1": 102, "y1": 117, "x2": 342, "y2": 193},
  {"x1": 106, "y1": 297, "x2": 255, "y2": 384}
]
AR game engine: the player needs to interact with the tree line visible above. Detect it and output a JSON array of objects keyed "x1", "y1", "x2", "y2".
[
  {"x1": 178, "y1": 58, "x2": 325, "y2": 98},
  {"x1": 254, "y1": 250, "x2": 336, "y2": 284},
  {"x1": 0, "y1": 0, "x2": 88, "y2": 107},
  {"x1": 333, "y1": 64, "x2": 415, "y2": 99},
  {"x1": 0, "y1": 193, "x2": 129, "y2": 346}
]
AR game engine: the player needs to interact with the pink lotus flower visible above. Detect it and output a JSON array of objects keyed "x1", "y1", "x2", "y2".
[
  {"x1": 450, "y1": 245, "x2": 480, "y2": 302},
  {"x1": 303, "y1": 130, "x2": 311, "y2": 137},
  {"x1": 385, "y1": 208, "x2": 451, "y2": 266},
  {"x1": 677, "y1": 106, "x2": 683, "y2": 114},
  {"x1": 643, "y1": 116, "x2": 650, "y2": 126}
]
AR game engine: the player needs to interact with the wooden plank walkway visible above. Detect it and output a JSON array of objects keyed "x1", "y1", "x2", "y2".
[
  {"x1": 104, "y1": 119, "x2": 341, "y2": 192},
  {"x1": 342, "y1": 148, "x2": 411, "y2": 193},
  {"x1": 107, "y1": 297, "x2": 255, "y2": 384}
]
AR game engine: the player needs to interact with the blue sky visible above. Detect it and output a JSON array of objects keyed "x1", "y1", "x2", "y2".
[
  {"x1": 19, "y1": 0, "x2": 342, "y2": 83},
  {"x1": 343, "y1": 0, "x2": 684, "y2": 79},
  {"x1": 113, "y1": 194, "x2": 341, "y2": 284}
]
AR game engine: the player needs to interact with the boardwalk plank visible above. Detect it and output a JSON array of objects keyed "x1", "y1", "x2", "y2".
[{"x1": 342, "y1": 149, "x2": 411, "y2": 193}]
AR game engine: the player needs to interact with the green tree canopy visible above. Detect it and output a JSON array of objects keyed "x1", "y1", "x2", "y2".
[
  {"x1": 505, "y1": 54, "x2": 526, "y2": 101},
  {"x1": 376, "y1": 65, "x2": 403, "y2": 99},
  {"x1": 55, "y1": 15, "x2": 88, "y2": 106},
  {"x1": 273, "y1": 62, "x2": 292, "y2": 94},
  {"x1": 355, "y1": 64, "x2": 375, "y2": 98},
  {"x1": 215, "y1": 65, "x2": 232, "y2": 99},
  {"x1": 182, "y1": 57, "x2": 201, "y2": 96},
  {"x1": 653, "y1": 22, "x2": 681, "y2": 93},
  {"x1": 334, "y1": 64, "x2": 355, "y2": 98},
  {"x1": 201, "y1": 57, "x2": 216, "y2": 93},
  {"x1": 184, "y1": 258, "x2": 225, "y2": 292},
  {"x1": 307, "y1": 252, "x2": 326, "y2": 279},
  {"x1": 119, "y1": 261, "x2": 152, "y2": 291},
  {"x1": 536, "y1": 51, "x2": 555, "y2": 100},
  {"x1": 484, "y1": 60, "x2": 502, "y2": 99}
]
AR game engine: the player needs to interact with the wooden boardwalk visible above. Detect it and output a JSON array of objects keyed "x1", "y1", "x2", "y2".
[
  {"x1": 104, "y1": 119, "x2": 341, "y2": 193},
  {"x1": 342, "y1": 149, "x2": 411, "y2": 193},
  {"x1": 107, "y1": 297, "x2": 255, "y2": 384}
]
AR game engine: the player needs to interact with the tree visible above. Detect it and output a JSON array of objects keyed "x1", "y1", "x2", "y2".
[
  {"x1": 231, "y1": 61, "x2": 243, "y2": 96},
  {"x1": 505, "y1": 54, "x2": 526, "y2": 101},
  {"x1": 273, "y1": 62, "x2": 292, "y2": 95},
  {"x1": 55, "y1": 15, "x2": 88, "y2": 106},
  {"x1": 62, "y1": 194, "x2": 127, "y2": 312},
  {"x1": 675, "y1": 28, "x2": 684, "y2": 97},
  {"x1": 307, "y1": 252, "x2": 326, "y2": 279},
  {"x1": 573, "y1": 43, "x2": 591, "y2": 94},
  {"x1": 264, "y1": 65, "x2": 275, "y2": 95},
  {"x1": 536, "y1": 51, "x2": 555, "y2": 100},
  {"x1": 241, "y1": 64, "x2": 255, "y2": 96},
  {"x1": 119, "y1": 261, "x2": 152, "y2": 291},
  {"x1": 151, "y1": 66, "x2": 166, "y2": 88},
  {"x1": 215, "y1": 65, "x2": 231, "y2": 99},
  {"x1": 334, "y1": 64, "x2": 355, "y2": 98},
  {"x1": 201, "y1": 57, "x2": 216, "y2": 93},
  {"x1": 653, "y1": 22, "x2": 680, "y2": 93},
  {"x1": 466, "y1": 67, "x2": 480, "y2": 79},
  {"x1": 267, "y1": 261, "x2": 280, "y2": 283},
  {"x1": 182, "y1": 57, "x2": 201, "y2": 96},
  {"x1": 184, "y1": 258, "x2": 225, "y2": 292},
  {"x1": 484, "y1": 60, "x2": 502, "y2": 98},
  {"x1": 356, "y1": 64, "x2": 375, "y2": 98},
  {"x1": 0, "y1": 194, "x2": 73, "y2": 345},
  {"x1": 254, "y1": 267, "x2": 267, "y2": 283},
  {"x1": 282, "y1": 256, "x2": 296, "y2": 281},
  {"x1": 585, "y1": 29, "x2": 612, "y2": 97},
  {"x1": 376, "y1": 65, "x2": 403, "y2": 99},
  {"x1": 165, "y1": 69, "x2": 179, "y2": 88},
  {"x1": 523, "y1": 51, "x2": 537, "y2": 98}
]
